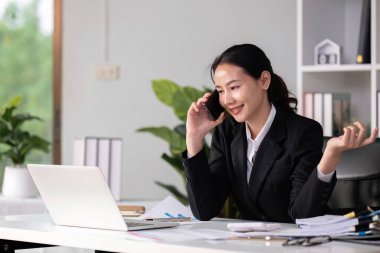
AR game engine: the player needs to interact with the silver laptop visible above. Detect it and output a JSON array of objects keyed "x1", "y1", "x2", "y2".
[{"x1": 27, "y1": 164, "x2": 178, "y2": 231}]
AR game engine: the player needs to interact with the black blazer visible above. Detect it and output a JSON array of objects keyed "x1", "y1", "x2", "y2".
[{"x1": 182, "y1": 108, "x2": 336, "y2": 223}]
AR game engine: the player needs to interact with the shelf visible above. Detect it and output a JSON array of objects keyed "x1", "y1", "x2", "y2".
[
  {"x1": 301, "y1": 64, "x2": 372, "y2": 73},
  {"x1": 298, "y1": 0, "x2": 378, "y2": 134}
]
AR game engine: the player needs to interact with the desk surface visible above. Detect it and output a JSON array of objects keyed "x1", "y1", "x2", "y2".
[
  {"x1": 0, "y1": 195, "x2": 159, "y2": 216},
  {"x1": 0, "y1": 214, "x2": 379, "y2": 253}
]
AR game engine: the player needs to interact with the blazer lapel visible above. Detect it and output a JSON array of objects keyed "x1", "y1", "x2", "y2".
[
  {"x1": 230, "y1": 124, "x2": 248, "y2": 191},
  {"x1": 248, "y1": 109, "x2": 288, "y2": 204}
]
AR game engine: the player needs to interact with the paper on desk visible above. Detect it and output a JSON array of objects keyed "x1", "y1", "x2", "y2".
[
  {"x1": 238, "y1": 227, "x2": 354, "y2": 238},
  {"x1": 139, "y1": 196, "x2": 197, "y2": 223},
  {"x1": 296, "y1": 214, "x2": 350, "y2": 227},
  {"x1": 235, "y1": 216, "x2": 358, "y2": 238},
  {"x1": 294, "y1": 214, "x2": 360, "y2": 235},
  {"x1": 135, "y1": 228, "x2": 236, "y2": 242}
]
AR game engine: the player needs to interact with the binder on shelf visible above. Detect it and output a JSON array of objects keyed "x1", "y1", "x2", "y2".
[
  {"x1": 110, "y1": 138, "x2": 123, "y2": 201},
  {"x1": 303, "y1": 92, "x2": 314, "y2": 119},
  {"x1": 73, "y1": 137, "x2": 98, "y2": 166},
  {"x1": 313, "y1": 93, "x2": 324, "y2": 127},
  {"x1": 98, "y1": 138, "x2": 111, "y2": 182},
  {"x1": 323, "y1": 93, "x2": 350, "y2": 137},
  {"x1": 73, "y1": 138, "x2": 85, "y2": 166},
  {"x1": 303, "y1": 92, "x2": 351, "y2": 137},
  {"x1": 356, "y1": 0, "x2": 371, "y2": 64},
  {"x1": 323, "y1": 93, "x2": 333, "y2": 136},
  {"x1": 84, "y1": 137, "x2": 98, "y2": 166},
  {"x1": 72, "y1": 137, "x2": 123, "y2": 200}
]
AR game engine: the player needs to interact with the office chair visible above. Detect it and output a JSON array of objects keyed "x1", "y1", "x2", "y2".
[{"x1": 324, "y1": 137, "x2": 380, "y2": 214}]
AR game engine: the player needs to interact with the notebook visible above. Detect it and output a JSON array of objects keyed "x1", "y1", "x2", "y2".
[{"x1": 27, "y1": 164, "x2": 178, "y2": 231}]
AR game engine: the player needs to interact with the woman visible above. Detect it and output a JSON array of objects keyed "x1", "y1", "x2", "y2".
[{"x1": 182, "y1": 44, "x2": 377, "y2": 222}]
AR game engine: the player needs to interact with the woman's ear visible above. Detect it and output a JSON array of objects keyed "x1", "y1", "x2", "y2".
[{"x1": 259, "y1": 71, "x2": 271, "y2": 90}]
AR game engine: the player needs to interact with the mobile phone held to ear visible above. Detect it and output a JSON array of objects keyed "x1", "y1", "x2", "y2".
[{"x1": 203, "y1": 90, "x2": 224, "y2": 121}]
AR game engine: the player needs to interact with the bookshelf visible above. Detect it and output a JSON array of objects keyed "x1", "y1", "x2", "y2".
[{"x1": 297, "y1": 0, "x2": 379, "y2": 136}]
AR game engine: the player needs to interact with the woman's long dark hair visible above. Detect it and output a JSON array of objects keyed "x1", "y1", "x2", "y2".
[{"x1": 210, "y1": 44, "x2": 298, "y2": 112}]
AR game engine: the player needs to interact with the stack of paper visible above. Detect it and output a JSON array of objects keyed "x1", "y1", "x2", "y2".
[
  {"x1": 138, "y1": 196, "x2": 199, "y2": 224},
  {"x1": 296, "y1": 209, "x2": 380, "y2": 237}
]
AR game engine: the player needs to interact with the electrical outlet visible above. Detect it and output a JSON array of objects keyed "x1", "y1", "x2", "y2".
[{"x1": 95, "y1": 64, "x2": 119, "y2": 80}]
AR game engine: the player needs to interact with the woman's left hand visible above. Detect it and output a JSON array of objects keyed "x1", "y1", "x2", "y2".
[
  {"x1": 327, "y1": 121, "x2": 378, "y2": 153},
  {"x1": 318, "y1": 121, "x2": 378, "y2": 175}
]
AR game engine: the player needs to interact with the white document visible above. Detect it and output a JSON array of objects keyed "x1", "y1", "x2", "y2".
[
  {"x1": 233, "y1": 214, "x2": 362, "y2": 238},
  {"x1": 296, "y1": 214, "x2": 350, "y2": 227},
  {"x1": 236, "y1": 226, "x2": 352, "y2": 238},
  {"x1": 139, "y1": 196, "x2": 196, "y2": 222},
  {"x1": 294, "y1": 214, "x2": 360, "y2": 236},
  {"x1": 135, "y1": 228, "x2": 236, "y2": 242}
]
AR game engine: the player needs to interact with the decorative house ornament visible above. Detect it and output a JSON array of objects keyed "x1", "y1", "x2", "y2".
[{"x1": 314, "y1": 39, "x2": 341, "y2": 65}]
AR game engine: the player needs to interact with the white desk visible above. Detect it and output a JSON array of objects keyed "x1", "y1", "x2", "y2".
[
  {"x1": 0, "y1": 195, "x2": 158, "y2": 216},
  {"x1": 0, "y1": 195, "x2": 47, "y2": 215},
  {"x1": 0, "y1": 214, "x2": 378, "y2": 253}
]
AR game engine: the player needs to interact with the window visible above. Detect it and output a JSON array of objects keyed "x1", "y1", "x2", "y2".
[{"x1": 0, "y1": 0, "x2": 61, "y2": 164}]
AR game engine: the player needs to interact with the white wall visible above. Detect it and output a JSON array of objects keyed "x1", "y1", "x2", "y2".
[{"x1": 62, "y1": 0, "x2": 297, "y2": 200}]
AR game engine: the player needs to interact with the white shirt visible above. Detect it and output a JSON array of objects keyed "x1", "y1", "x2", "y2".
[
  {"x1": 245, "y1": 105, "x2": 276, "y2": 183},
  {"x1": 245, "y1": 105, "x2": 334, "y2": 184}
]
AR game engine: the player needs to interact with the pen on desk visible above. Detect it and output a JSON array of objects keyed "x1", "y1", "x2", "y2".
[
  {"x1": 146, "y1": 217, "x2": 191, "y2": 222},
  {"x1": 164, "y1": 212, "x2": 175, "y2": 218},
  {"x1": 345, "y1": 230, "x2": 373, "y2": 236}
]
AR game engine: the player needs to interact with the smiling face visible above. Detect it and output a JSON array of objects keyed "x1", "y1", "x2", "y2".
[{"x1": 214, "y1": 63, "x2": 271, "y2": 125}]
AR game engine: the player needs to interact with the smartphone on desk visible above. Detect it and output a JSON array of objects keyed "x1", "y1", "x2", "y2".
[{"x1": 203, "y1": 90, "x2": 224, "y2": 121}]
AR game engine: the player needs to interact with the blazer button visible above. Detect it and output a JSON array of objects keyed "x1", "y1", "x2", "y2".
[{"x1": 261, "y1": 215, "x2": 267, "y2": 220}]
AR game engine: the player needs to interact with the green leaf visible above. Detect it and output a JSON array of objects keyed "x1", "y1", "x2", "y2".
[
  {"x1": 0, "y1": 102, "x2": 50, "y2": 165},
  {"x1": 0, "y1": 120, "x2": 10, "y2": 136},
  {"x1": 161, "y1": 153, "x2": 185, "y2": 178},
  {"x1": 155, "y1": 181, "x2": 188, "y2": 206},
  {"x1": 8, "y1": 96, "x2": 22, "y2": 108},
  {"x1": 174, "y1": 124, "x2": 186, "y2": 138},
  {"x1": 3, "y1": 106, "x2": 16, "y2": 122},
  {"x1": 183, "y1": 86, "x2": 204, "y2": 102},
  {"x1": 171, "y1": 89, "x2": 193, "y2": 122},
  {"x1": 11, "y1": 113, "x2": 42, "y2": 129},
  {"x1": 137, "y1": 126, "x2": 186, "y2": 152},
  {"x1": 0, "y1": 96, "x2": 21, "y2": 113},
  {"x1": 152, "y1": 79, "x2": 180, "y2": 107},
  {"x1": 138, "y1": 79, "x2": 212, "y2": 206},
  {"x1": 171, "y1": 86, "x2": 205, "y2": 122}
]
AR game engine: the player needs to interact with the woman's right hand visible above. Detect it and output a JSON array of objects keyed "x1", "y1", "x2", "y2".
[{"x1": 186, "y1": 92, "x2": 225, "y2": 156}]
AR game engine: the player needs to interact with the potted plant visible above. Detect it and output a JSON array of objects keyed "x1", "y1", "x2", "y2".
[
  {"x1": 137, "y1": 79, "x2": 206, "y2": 205},
  {"x1": 137, "y1": 79, "x2": 240, "y2": 218},
  {"x1": 0, "y1": 96, "x2": 50, "y2": 197}
]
